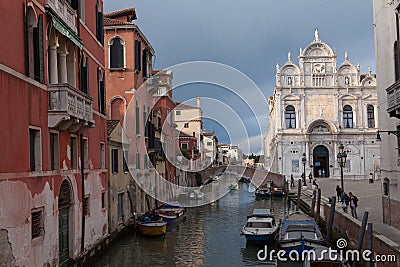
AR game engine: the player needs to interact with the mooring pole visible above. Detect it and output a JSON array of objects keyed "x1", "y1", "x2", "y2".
[
  {"x1": 365, "y1": 223, "x2": 373, "y2": 267},
  {"x1": 314, "y1": 188, "x2": 321, "y2": 223},
  {"x1": 326, "y1": 196, "x2": 336, "y2": 245},
  {"x1": 352, "y1": 211, "x2": 369, "y2": 267},
  {"x1": 296, "y1": 179, "x2": 302, "y2": 211},
  {"x1": 310, "y1": 190, "x2": 317, "y2": 217}
]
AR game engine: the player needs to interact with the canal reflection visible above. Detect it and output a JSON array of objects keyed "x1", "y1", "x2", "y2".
[{"x1": 94, "y1": 183, "x2": 297, "y2": 267}]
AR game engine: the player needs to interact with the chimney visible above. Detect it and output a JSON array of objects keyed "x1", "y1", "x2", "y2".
[{"x1": 196, "y1": 96, "x2": 200, "y2": 108}]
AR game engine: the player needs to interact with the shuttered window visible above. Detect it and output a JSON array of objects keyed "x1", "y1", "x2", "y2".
[
  {"x1": 110, "y1": 37, "x2": 124, "y2": 69},
  {"x1": 33, "y1": 14, "x2": 44, "y2": 83},
  {"x1": 142, "y1": 49, "x2": 147, "y2": 78},
  {"x1": 98, "y1": 70, "x2": 106, "y2": 114},
  {"x1": 134, "y1": 40, "x2": 141, "y2": 72},
  {"x1": 96, "y1": 1, "x2": 104, "y2": 45},
  {"x1": 80, "y1": 57, "x2": 89, "y2": 94},
  {"x1": 112, "y1": 148, "x2": 118, "y2": 173}
]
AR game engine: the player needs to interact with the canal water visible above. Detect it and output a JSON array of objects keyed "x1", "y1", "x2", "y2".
[{"x1": 94, "y1": 183, "x2": 301, "y2": 267}]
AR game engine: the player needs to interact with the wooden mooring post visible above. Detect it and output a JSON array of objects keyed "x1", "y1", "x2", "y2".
[
  {"x1": 314, "y1": 188, "x2": 321, "y2": 223},
  {"x1": 310, "y1": 190, "x2": 316, "y2": 217},
  {"x1": 296, "y1": 179, "x2": 302, "y2": 211},
  {"x1": 352, "y1": 211, "x2": 369, "y2": 267},
  {"x1": 366, "y1": 223, "x2": 373, "y2": 267},
  {"x1": 326, "y1": 196, "x2": 336, "y2": 245}
]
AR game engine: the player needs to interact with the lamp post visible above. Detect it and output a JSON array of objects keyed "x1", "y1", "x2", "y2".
[
  {"x1": 302, "y1": 153, "x2": 307, "y2": 186},
  {"x1": 337, "y1": 144, "x2": 347, "y2": 195}
]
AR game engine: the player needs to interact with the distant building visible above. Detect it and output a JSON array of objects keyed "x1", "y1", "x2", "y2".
[
  {"x1": 264, "y1": 30, "x2": 379, "y2": 181},
  {"x1": 152, "y1": 70, "x2": 176, "y2": 186},
  {"x1": 107, "y1": 121, "x2": 131, "y2": 236},
  {"x1": 217, "y1": 144, "x2": 242, "y2": 165},
  {"x1": 0, "y1": 0, "x2": 107, "y2": 265},
  {"x1": 104, "y1": 8, "x2": 168, "y2": 215},
  {"x1": 174, "y1": 97, "x2": 203, "y2": 152},
  {"x1": 373, "y1": 1, "x2": 400, "y2": 229},
  {"x1": 202, "y1": 131, "x2": 218, "y2": 167}
]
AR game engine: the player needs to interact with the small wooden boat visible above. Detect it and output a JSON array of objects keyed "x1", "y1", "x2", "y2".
[
  {"x1": 137, "y1": 218, "x2": 167, "y2": 236},
  {"x1": 271, "y1": 187, "x2": 285, "y2": 197},
  {"x1": 303, "y1": 246, "x2": 350, "y2": 267},
  {"x1": 241, "y1": 209, "x2": 279, "y2": 243},
  {"x1": 278, "y1": 211, "x2": 325, "y2": 254},
  {"x1": 255, "y1": 186, "x2": 271, "y2": 197},
  {"x1": 237, "y1": 176, "x2": 251, "y2": 183},
  {"x1": 157, "y1": 201, "x2": 186, "y2": 224}
]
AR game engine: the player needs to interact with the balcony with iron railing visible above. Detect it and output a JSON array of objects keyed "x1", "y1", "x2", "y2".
[
  {"x1": 45, "y1": 0, "x2": 77, "y2": 33},
  {"x1": 387, "y1": 79, "x2": 400, "y2": 119},
  {"x1": 48, "y1": 84, "x2": 94, "y2": 132}
]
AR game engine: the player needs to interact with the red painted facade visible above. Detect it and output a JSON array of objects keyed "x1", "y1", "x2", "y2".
[{"x1": 0, "y1": 0, "x2": 107, "y2": 265}]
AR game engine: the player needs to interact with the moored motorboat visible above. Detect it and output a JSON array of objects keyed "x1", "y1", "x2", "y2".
[
  {"x1": 278, "y1": 211, "x2": 325, "y2": 254},
  {"x1": 241, "y1": 209, "x2": 279, "y2": 243},
  {"x1": 255, "y1": 186, "x2": 271, "y2": 197},
  {"x1": 157, "y1": 201, "x2": 186, "y2": 224},
  {"x1": 271, "y1": 187, "x2": 285, "y2": 197},
  {"x1": 137, "y1": 217, "x2": 167, "y2": 236}
]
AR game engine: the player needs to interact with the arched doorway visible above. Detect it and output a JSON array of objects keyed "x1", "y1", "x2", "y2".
[
  {"x1": 59, "y1": 180, "x2": 72, "y2": 267},
  {"x1": 313, "y1": 145, "x2": 329, "y2": 178}
]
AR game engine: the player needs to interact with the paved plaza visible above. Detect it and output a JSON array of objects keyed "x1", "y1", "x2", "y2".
[{"x1": 295, "y1": 177, "x2": 400, "y2": 249}]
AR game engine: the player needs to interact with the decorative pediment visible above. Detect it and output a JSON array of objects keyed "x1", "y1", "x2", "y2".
[{"x1": 302, "y1": 42, "x2": 334, "y2": 58}]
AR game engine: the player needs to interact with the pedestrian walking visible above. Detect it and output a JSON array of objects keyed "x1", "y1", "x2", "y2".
[
  {"x1": 336, "y1": 185, "x2": 342, "y2": 202},
  {"x1": 290, "y1": 174, "x2": 295, "y2": 187},
  {"x1": 341, "y1": 192, "x2": 350, "y2": 213},
  {"x1": 349, "y1": 192, "x2": 358, "y2": 219},
  {"x1": 312, "y1": 179, "x2": 319, "y2": 189},
  {"x1": 308, "y1": 172, "x2": 313, "y2": 183}
]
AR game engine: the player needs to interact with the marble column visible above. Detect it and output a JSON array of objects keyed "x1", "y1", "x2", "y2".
[{"x1": 48, "y1": 45, "x2": 58, "y2": 84}]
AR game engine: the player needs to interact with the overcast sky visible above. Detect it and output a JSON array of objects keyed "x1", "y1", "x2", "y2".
[{"x1": 104, "y1": 1, "x2": 376, "y2": 154}]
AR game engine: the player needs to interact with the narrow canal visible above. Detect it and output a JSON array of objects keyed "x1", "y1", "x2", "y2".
[{"x1": 94, "y1": 183, "x2": 300, "y2": 267}]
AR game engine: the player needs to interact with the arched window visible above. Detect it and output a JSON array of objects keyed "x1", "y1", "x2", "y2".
[
  {"x1": 109, "y1": 37, "x2": 124, "y2": 69},
  {"x1": 367, "y1": 105, "x2": 375, "y2": 128},
  {"x1": 343, "y1": 105, "x2": 353, "y2": 128},
  {"x1": 110, "y1": 98, "x2": 124, "y2": 122},
  {"x1": 285, "y1": 105, "x2": 296, "y2": 129}
]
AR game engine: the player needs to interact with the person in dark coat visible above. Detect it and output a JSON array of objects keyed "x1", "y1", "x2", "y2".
[
  {"x1": 336, "y1": 185, "x2": 342, "y2": 202},
  {"x1": 349, "y1": 192, "x2": 358, "y2": 219},
  {"x1": 341, "y1": 192, "x2": 350, "y2": 213},
  {"x1": 290, "y1": 174, "x2": 295, "y2": 187},
  {"x1": 312, "y1": 179, "x2": 318, "y2": 189}
]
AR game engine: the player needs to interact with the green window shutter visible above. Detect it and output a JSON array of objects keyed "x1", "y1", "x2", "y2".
[{"x1": 33, "y1": 14, "x2": 44, "y2": 83}]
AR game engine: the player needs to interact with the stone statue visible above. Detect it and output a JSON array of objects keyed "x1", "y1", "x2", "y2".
[
  {"x1": 345, "y1": 51, "x2": 348, "y2": 61},
  {"x1": 276, "y1": 63, "x2": 280, "y2": 73},
  {"x1": 288, "y1": 51, "x2": 292, "y2": 62},
  {"x1": 314, "y1": 28, "x2": 319, "y2": 40}
]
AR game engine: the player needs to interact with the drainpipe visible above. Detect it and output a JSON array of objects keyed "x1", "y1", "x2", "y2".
[{"x1": 80, "y1": 134, "x2": 85, "y2": 252}]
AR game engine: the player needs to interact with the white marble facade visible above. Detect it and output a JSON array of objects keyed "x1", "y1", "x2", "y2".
[{"x1": 264, "y1": 30, "x2": 380, "y2": 180}]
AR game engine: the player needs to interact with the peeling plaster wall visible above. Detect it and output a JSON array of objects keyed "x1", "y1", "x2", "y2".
[
  {"x1": 83, "y1": 171, "x2": 108, "y2": 250},
  {"x1": 0, "y1": 229, "x2": 16, "y2": 267},
  {"x1": 0, "y1": 180, "x2": 58, "y2": 266}
]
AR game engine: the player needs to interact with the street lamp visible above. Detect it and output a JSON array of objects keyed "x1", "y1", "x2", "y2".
[
  {"x1": 337, "y1": 144, "x2": 347, "y2": 195},
  {"x1": 302, "y1": 153, "x2": 307, "y2": 186},
  {"x1": 376, "y1": 130, "x2": 400, "y2": 142}
]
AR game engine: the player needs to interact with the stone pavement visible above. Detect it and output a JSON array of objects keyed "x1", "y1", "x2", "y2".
[{"x1": 293, "y1": 178, "x2": 400, "y2": 248}]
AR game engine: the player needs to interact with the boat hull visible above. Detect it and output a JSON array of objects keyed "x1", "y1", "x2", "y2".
[
  {"x1": 243, "y1": 233, "x2": 277, "y2": 243},
  {"x1": 279, "y1": 239, "x2": 326, "y2": 254},
  {"x1": 137, "y1": 222, "x2": 167, "y2": 236},
  {"x1": 159, "y1": 211, "x2": 186, "y2": 224}
]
